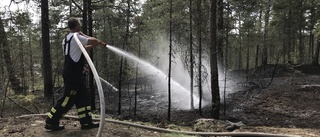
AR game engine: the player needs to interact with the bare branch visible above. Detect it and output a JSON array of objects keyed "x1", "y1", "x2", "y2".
[
  {"x1": 71, "y1": 0, "x2": 83, "y2": 12},
  {"x1": 6, "y1": 96, "x2": 35, "y2": 114}
]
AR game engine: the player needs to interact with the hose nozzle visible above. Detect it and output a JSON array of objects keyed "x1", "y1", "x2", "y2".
[{"x1": 100, "y1": 42, "x2": 107, "y2": 46}]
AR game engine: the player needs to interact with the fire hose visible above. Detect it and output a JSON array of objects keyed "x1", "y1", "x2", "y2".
[
  {"x1": 73, "y1": 33, "x2": 106, "y2": 137},
  {"x1": 18, "y1": 114, "x2": 300, "y2": 137}
]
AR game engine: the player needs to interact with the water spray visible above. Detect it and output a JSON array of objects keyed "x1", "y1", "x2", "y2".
[
  {"x1": 73, "y1": 33, "x2": 105, "y2": 137},
  {"x1": 105, "y1": 44, "x2": 200, "y2": 109},
  {"x1": 99, "y1": 77, "x2": 119, "y2": 92}
]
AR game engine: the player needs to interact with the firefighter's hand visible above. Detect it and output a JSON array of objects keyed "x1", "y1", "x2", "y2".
[{"x1": 98, "y1": 40, "x2": 106, "y2": 47}]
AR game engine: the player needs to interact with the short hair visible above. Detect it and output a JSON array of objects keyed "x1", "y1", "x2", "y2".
[{"x1": 68, "y1": 17, "x2": 80, "y2": 29}]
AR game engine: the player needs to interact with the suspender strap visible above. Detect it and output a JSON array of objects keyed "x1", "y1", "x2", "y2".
[{"x1": 63, "y1": 36, "x2": 74, "y2": 55}]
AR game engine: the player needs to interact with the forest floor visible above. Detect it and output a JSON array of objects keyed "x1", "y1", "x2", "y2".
[{"x1": 1, "y1": 64, "x2": 320, "y2": 137}]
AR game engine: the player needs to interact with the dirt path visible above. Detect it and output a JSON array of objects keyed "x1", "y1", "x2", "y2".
[{"x1": 0, "y1": 116, "x2": 162, "y2": 137}]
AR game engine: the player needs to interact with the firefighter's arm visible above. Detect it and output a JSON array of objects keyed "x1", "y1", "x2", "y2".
[
  {"x1": 80, "y1": 32, "x2": 106, "y2": 47},
  {"x1": 85, "y1": 38, "x2": 106, "y2": 51}
]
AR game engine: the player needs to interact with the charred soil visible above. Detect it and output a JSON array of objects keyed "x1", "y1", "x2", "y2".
[{"x1": 1, "y1": 64, "x2": 320, "y2": 137}]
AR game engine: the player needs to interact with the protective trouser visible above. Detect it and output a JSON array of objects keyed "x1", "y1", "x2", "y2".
[{"x1": 46, "y1": 36, "x2": 93, "y2": 126}]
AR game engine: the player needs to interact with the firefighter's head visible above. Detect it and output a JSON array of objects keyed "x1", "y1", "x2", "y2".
[{"x1": 68, "y1": 17, "x2": 81, "y2": 32}]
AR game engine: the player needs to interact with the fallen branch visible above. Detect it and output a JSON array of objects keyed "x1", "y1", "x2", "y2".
[
  {"x1": 32, "y1": 104, "x2": 40, "y2": 114},
  {"x1": 5, "y1": 96, "x2": 34, "y2": 114}
]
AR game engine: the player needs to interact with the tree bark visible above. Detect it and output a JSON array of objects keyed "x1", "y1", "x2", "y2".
[
  {"x1": 298, "y1": 0, "x2": 304, "y2": 63},
  {"x1": 217, "y1": 0, "x2": 224, "y2": 66},
  {"x1": 134, "y1": 20, "x2": 141, "y2": 116},
  {"x1": 41, "y1": 0, "x2": 53, "y2": 98},
  {"x1": 310, "y1": 32, "x2": 314, "y2": 61},
  {"x1": 255, "y1": 44, "x2": 259, "y2": 70},
  {"x1": 82, "y1": 0, "x2": 88, "y2": 89},
  {"x1": 246, "y1": 33, "x2": 250, "y2": 82},
  {"x1": 189, "y1": 0, "x2": 194, "y2": 110},
  {"x1": 168, "y1": 0, "x2": 173, "y2": 121},
  {"x1": 197, "y1": 0, "x2": 203, "y2": 115},
  {"x1": 0, "y1": 47, "x2": 3, "y2": 86},
  {"x1": 309, "y1": 5, "x2": 315, "y2": 61},
  {"x1": 223, "y1": 1, "x2": 230, "y2": 116},
  {"x1": 82, "y1": 0, "x2": 88, "y2": 34},
  {"x1": 19, "y1": 35, "x2": 25, "y2": 93},
  {"x1": 88, "y1": 0, "x2": 96, "y2": 111},
  {"x1": 238, "y1": 12, "x2": 242, "y2": 69},
  {"x1": 282, "y1": 17, "x2": 287, "y2": 64},
  {"x1": 29, "y1": 29, "x2": 34, "y2": 92},
  {"x1": 262, "y1": 0, "x2": 271, "y2": 66},
  {"x1": 312, "y1": 39, "x2": 320, "y2": 65},
  {"x1": 287, "y1": 9, "x2": 292, "y2": 63},
  {"x1": 0, "y1": 17, "x2": 23, "y2": 93},
  {"x1": 210, "y1": 0, "x2": 220, "y2": 119}
]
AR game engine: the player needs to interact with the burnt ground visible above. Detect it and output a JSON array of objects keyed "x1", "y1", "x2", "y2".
[{"x1": 1, "y1": 64, "x2": 320, "y2": 137}]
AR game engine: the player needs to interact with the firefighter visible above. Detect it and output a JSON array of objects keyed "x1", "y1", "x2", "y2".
[{"x1": 45, "y1": 17, "x2": 105, "y2": 131}]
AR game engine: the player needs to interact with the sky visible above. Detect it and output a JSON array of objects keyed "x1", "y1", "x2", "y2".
[
  {"x1": 0, "y1": 0, "x2": 147, "y2": 24},
  {"x1": 0, "y1": 0, "x2": 39, "y2": 23}
]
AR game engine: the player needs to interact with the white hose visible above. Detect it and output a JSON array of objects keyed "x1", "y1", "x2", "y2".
[
  {"x1": 18, "y1": 114, "x2": 300, "y2": 137},
  {"x1": 73, "y1": 33, "x2": 105, "y2": 137}
]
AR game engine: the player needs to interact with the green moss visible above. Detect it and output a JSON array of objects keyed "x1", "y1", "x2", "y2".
[{"x1": 24, "y1": 94, "x2": 36, "y2": 102}]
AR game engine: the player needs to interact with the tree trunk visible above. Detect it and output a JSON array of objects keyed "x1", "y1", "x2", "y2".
[
  {"x1": 134, "y1": 20, "x2": 141, "y2": 116},
  {"x1": 246, "y1": 33, "x2": 250, "y2": 82},
  {"x1": 118, "y1": 57, "x2": 123, "y2": 115},
  {"x1": 0, "y1": 17, "x2": 23, "y2": 94},
  {"x1": 29, "y1": 29, "x2": 34, "y2": 92},
  {"x1": 106, "y1": 16, "x2": 114, "y2": 79},
  {"x1": 88, "y1": 0, "x2": 96, "y2": 111},
  {"x1": 282, "y1": 17, "x2": 287, "y2": 64},
  {"x1": 168, "y1": 0, "x2": 173, "y2": 121},
  {"x1": 0, "y1": 17, "x2": 22, "y2": 94},
  {"x1": 255, "y1": 44, "x2": 259, "y2": 70},
  {"x1": 298, "y1": 0, "x2": 304, "y2": 63},
  {"x1": 309, "y1": 6, "x2": 315, "y2": 61},
  {"x1": 41, "y1": 0, "x2": 53, "y2": 98},
  {"x1": 210, "y1": 0, "x2": 220, "y2": 119},
  {"x1": 197, "y1": 0, "x2": 203, "y2": 115},
  {"x1": 82, "y1": 0, "x2": 88, "y2": 34},
  {"x1": 288, "y1": 9, "x2": 292, "y2": 63},
  {"x1": 82, "y1": 0, "x2": 88, "y2": 86},
  {"x1": 217, "y1": 0, "x2": 224, "y2": 66},
  {"x1": 69, "y1": 0, "x2": 72, "y2": 16},
  {"x1": 255, "y1": 9, "x2": 262, "y2": 70},
  {"x1": 0, "y1": 45, "x2": 3, "y2": 86},
  {"x1": 310, "y1": 32, "x2": 314, "y2": 61},
  {"x1": 262, "y1": 0, "x2": 271, "y2": 66},
  {"x1": 312, "y1": 39, "x2": 320, "y2": 65},
  {"x1": 189, "y1": 0, "x2": 194, "y2": 110},
  {"x1": 19, "y1": 36, "x2": 26, "y2": 94},
  {"x1": 238, "y1": 12, "x2": 242, "y2": 69},
  {"x1": 223, "y1": 1, "x2": 230, "y2": 116}
]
